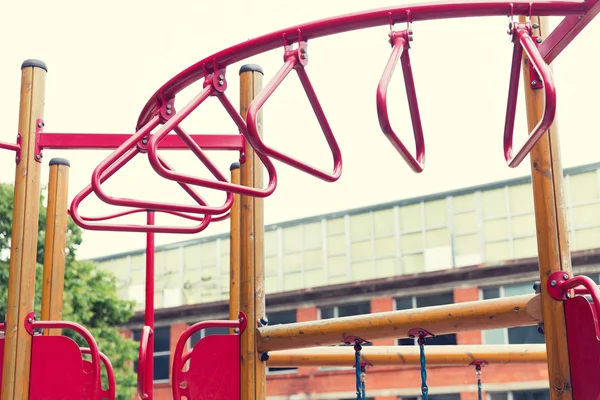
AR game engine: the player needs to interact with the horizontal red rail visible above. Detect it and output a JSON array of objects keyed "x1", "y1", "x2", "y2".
[
  {"x1": 37, "y1": 133, "x2": 244, "y2": 151},
  {"x1": 136, "y1": 0, "x2": 589, "y2": 129}
]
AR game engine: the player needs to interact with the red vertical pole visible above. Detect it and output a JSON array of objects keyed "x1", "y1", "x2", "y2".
[{"x1": 145, "y1": 210, "x2": 155, "y2": 399}]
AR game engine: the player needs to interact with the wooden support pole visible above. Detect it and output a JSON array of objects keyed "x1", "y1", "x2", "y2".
[
  {"x1": 40, "y1": 158, "x2": 70, "y2": 337},
  {"x1": 521, "y1": 16, "x2": 573, "y2": 399},
  {"x1": 258, "y1": 294, "x2": 542, "y2": 352},
  {"x1": 239, "y1": 64, "x2": 264, "y2": 400},
  {"x1": 1, "y1": 59, "x2": 47, "y2": 400},
  {"x1": 229, "y1": 161, "x2": 241, "y2": 330},
  {"x1": 267, "y1": 344, "x2": 548, "y2": 367}
]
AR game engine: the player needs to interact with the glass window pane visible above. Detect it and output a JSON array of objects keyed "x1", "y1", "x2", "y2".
[
  {"x1": 395, "y1": 297, "x2": 413, "y2": 310},
  {"x1": 183, "y1": 244, "x2": 201, "y2": 269},
  {"x1": 327, "y1": 255, "x2": 347, "y2": 276},
  {"x1": 574, "y1": 227, "x2": 600, "y2": 250},
  {"x1": 483, "y1": 328, "x2": 506, "y2": 344},
  {"x1": 265, "y1": 230, "x2": 278, "y2": 257},
  {"x1": 424, "y1": 199, "x2": 447, "y2": 227},
  {"x1": 453, "y1": 193, "x2": 474, "y2": 211},
  {"x1": 482, "y1": 287, "x2": 500, "y2": 299},
  {"x1": 482, "y1": 188, "x2": 506, "y2": 217},
  {"x1": 513, "y1": 236, "x2": 537, "y2": 259},
  {"x1": 154, "y1": 326, "x2": 170, "y2": 352},
  {"x1": 374, "y1": 236, "x2": 395, "y2": 258},
  {"x1": 400, "y1": 232, "x2": 423, "y2": 252},
  {"x1": 283, "y1": 226, "x2": 303, "y2": 252},
  {"x1": 510, "y1": 184, "x2": 534, "y2": 214},
  {"x1": 483, "y1": 218, "x2": 509, "y2": 241},
  {"x1": 350, "y1": 213, "x2": 371, "y2": 240},
  {"x1": 130, "y1": 254, "x2": 145, "y2": 269},
  {"x1": 512, "y1": 389, "x2": 550, "y2": 400},
  {"x1": 327, "y1": 217, "x2": 345, "y2": 235},
  {"x1": 489, "y1": 393, "x2": 510, "y2": 400},
  {"x1": 402, "y1": 253, "x2": 424, "y2": 274},
  {"x1": 154, "y1": 354, "x2": 170, "y2": 381},
  {"x1": 508, "y1": 326, "x2": 544, "y2": 344},
  {"x1": 200, "y1": 242, "x2": 217, "y2": 266},
  {"x1": 265, "y1": 276, "x2": 279, "y2": 293},
  {"x1": 304, "y1": 222, "x2": 323, "y2": 249},
  {"x1": 265, "y1": 256, "x2": 278, "y2": 277},
  {"x1": 570, "y1": 171, "x2": 599, "y2": 203},
  {"x1": 504, "y1": 282, "x2": 535, "y2": 296},
  {"x1": 282, "y1": 253, "x2": 302, "y2": 272},
  {"x1": 511, "y1": 214, "x2": 536, "y2": 237},
  {"x1": 320, "y1": 307, "x2": 335, "y2": 319},
  {"x1": 454, "y1": 234, "x2": 479, "y2": 256},
  {"x1": 572, "y1": 203, "x2": 600, "y2": 227},
  {"x1": 416, "y1": 292, "x2": 453, "y2": 308},
  {"x1": 269, "y1": 310, "x2": 297, "y2": 324},
  {"x1": 426, "y1": 228, "x2": 449, "y2": 248},
  {"x1": 327, "y1": 234, "x2": 346, "y2": 255},
  {"x1": 373, "y1": 209, "x2": 394, "y2": 237},
  {"x1": 305, "y1": 268, "x2": 325, "y2": 287},
  {"x1": 351, "y1": 240, "x2": 372, "y2": 260},
  {"x1": 399, "y1": 204, "x2": 422, "y2": 232},
  {"x1": 427, "y1": 334, "x2": 457, "y2": 346},
  {"x1": 283, "y1": 271, "x2": 302, "y2": 291},
  {"x1": 338, "y1": 302, "x2": 370, "y2": 317},
  {"x1": 351, "y1": 260, "x2": 372, "y2": 281},
  {"x1": 484, "y1": 241, "x2": 510, "y2": 263},
  {"x1": 305, "y1": 249, "x2": 322, "y2": 268},
  {"x1": 374, "y1": 258, "x2": 395, "y2": 278},
  {"x1": 454, "y1": 211, "x2": 477, "y2": 234}
]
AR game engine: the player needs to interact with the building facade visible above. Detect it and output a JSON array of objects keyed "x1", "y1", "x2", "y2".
[{"x1": 93, "y1": 162, "x2": 600, "y2": 400}]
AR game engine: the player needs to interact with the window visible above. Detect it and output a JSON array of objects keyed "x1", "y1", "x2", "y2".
[
  {"x1": 132, "y1": 326, "x2": 171, "y2": 382},
  {"x1": 190, "y1": 326, "x2": 230, "y2": 347},
  {"x1": 320, "y1": 301, "x2": 371, "y2": 320},
  {"x1": 481, "y1": 282, "x2": 544, "y2": 345},
  {"x1": 266, "y1": 310, "x2": 298, "y2": 374},
  {"x1": 489, "y1": 389, "x2": 550, "y2": 400},
  {"x1": 395, "y1": 293, "x2": 457, "y2": 346}
]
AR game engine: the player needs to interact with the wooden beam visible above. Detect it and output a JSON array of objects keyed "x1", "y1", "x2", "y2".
[
  {"x1": 522, "y1": 16, "x2": 574, "y2": 399},
  {"x1": 267, "y1": 344, "x2": 548, "y2": 367},
  {"x1": 1, "y1": 59, "x2": 47, "y2": 400},
  {"x1": 257, "y1": 294, "x2": 542, "y2": 352},
  {"x1": 239, "y1": 64, "x2": 264, "y2": 400},
  {"x1": 40, "y1": 158, "x2": 70, "y2": 336}
]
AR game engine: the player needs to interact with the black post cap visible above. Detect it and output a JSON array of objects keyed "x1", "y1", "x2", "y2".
[
  {"x1": 21, "y1": 59, "x2": 48, "y2": 72},
  {"x1": 239, "y1": 64, "x2": 263, "y2": 75},
  {"x1": 49, "y1": 158, "x2": 70, "y2": 167},
  {"x1": 230, "y1": 161, "x2": 241, "y2": 171}
]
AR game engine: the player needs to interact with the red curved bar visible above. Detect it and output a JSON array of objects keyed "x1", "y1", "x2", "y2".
[
  {"x1": 172, "y1": 316, "x2": 246, "y2": 400},
  {"x1": 33, "y1": 320, "x2": 100, "y2": 400},
  {"x1": 376, "y1": 30, "x2": 425, "y2": 173},
  {"x1": 146, "y1": 79, "x2": 278, "y2": 197},
  {"x1": 137, "y1": 326, "x2": 153, "y2": 400},
  {"x1": 548, "y1": 273, "x2": 600, "y2": 320},
  {"x1": 81, "y1": 348, "x2": 117, "y2": 400},
  {"x1": 136, "y1": 0, "x2": 586, "y2": 130},
  {"x1": 89, "y1": 116, "x2": 234, "y2": 216},
  {"x1": 70, "y1": 146, "x2": 214, "y2": 233},
  {"x1": 245, "y1": 42, "x2": 342, "y2": 182},
  {"x1": 503, "y1": 25, "x2": 557, "y2": 167}
]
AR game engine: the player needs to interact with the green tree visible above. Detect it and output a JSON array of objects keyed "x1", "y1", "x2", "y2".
[{"x1": 0, "y1": 183, "x2": 138, "y2": 400}]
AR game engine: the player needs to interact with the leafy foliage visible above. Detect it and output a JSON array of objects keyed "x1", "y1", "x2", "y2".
[{"x1": 0, "y1": 183, "x2": 138, "y2": 400}]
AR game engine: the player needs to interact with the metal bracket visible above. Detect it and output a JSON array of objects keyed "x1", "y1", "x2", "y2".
[
  {"x1": 529, "y1": 36, "x2": 545, "y2": 89},
  {"x1": 35, "y1": 119, "x2": 44, "y2": 163},
  {"x1": 24, "y1": 311, "x2": 36, "y2": 335},
  {"x1": 547, "y1": 271, "x2": 572, "y2": 300},
  {"x1": 408, "y1": 328, "x2": 435, "y2": 340},
  {"x1": 343, "y1": 335, "x2": 368, "y2": 346}
]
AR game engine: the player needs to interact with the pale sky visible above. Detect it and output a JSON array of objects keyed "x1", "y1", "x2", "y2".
[{"x1": 1, "y1": 0, "x2": 599, "y2": 260}]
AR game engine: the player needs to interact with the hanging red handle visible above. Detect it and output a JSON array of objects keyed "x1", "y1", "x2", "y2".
[
  {"x1": 89, "y1": 115, "x2": 234, "y2": 216},
  {"x1": 146, "y1": 70, "x2": 278, "y2": 198},
  {"x1": 245, "y1": 41, "x2": 343, "y2": 182},
  {"x1": 376, "y1": 30, "x2": 425, "y2": 173},
  {"x1": 137, "y1": 326, "x2": 152, "y2": 400},
  {"x1": 70, "y1": 146, "x2": 215, "y2": 233},
  {"x1": 81, "y1": 348, "x2": 116, "y2": 400},
  {"x1": 503, "y1": 24, "x2": 557, "y2": 167}
]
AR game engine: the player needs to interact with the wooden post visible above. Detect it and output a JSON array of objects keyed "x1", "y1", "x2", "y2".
[
  {"x1": 2, "y1": 59, "x2": 47, "y2": 400},
  {"x1": 521, "y1": 16, "x2": 573, "y2": 399},
  {"x1": 239, "y1": 64, "x2": 264, "y2": 400},
  {"x1": 229, "y1": 161, "x2": 241, "y2": 330},
  {"x1": 40, "y1": 158, "x2": 71, "y2": 336}
]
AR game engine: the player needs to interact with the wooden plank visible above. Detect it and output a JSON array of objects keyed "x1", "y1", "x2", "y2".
[
  {"x1": 40, "y1": 158, "x2": 70, "y2": 336},
  {"x1": 257, "y1": 294, "x2": 543, "y2": 352},
  {"x1": 1, "y1": 60, "x2": 47, "y2": 400},
  {"x1": 522, "y1": 16, "x2": 574, "y2": 399}
]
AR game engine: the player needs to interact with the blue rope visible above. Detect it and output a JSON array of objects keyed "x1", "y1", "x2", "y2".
[
  {"x1": 354, "y1": 342, "x2": 366, "y2": 400},
  {"x1": 418, "y1": 337, "x2": 429, "y2": 400},
  {"x1": 476, "y1": 365, "x2": 482, "y2": 400}
]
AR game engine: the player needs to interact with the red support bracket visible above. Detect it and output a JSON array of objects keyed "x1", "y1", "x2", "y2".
[
  {"x1": 34, "y1": 119, "x2": 44, "y2": 163},
  {"x1": 469, "y1": 359, "x2": 488, "y2": 368},
  {"x1": 245, "y1": 38, "x2": 343, "y2": 183},
  {"x1": 0, "y1": 134, "x2": 21, "y2": 163},
  {"x1": 503, "y1": 22, "x2": 557, "y2": 168},
  {"x1": 408, "y1": 328, "x2": 435, "y2": 342},
  {"x1": 376, "y1": 29, "x2": 426, "y2": 173}
]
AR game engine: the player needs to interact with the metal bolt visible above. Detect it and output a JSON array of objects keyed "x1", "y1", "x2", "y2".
[
  {"x1": 240, "y1": 317, "x2": 245, "y2": 323},
  {"x1": 550, "y1": 280, "x2": 557, "y2": 287},
  {"x1": 142, "y1": 137, "x2": 148, "y2": 144},
  {"x1": 218, "y1": 74, "x2": 224, "y2": 80},
  {"x1": 15, "y1": 157, "x2": 18, "y2": 163},
  {"x1": 260, "y1": 352, "x2": 270, "y2": 362},
  {"x1": 531, "y1": 80, "x2": 538, "y2": 86},
  {"x1": 234, "y1": 328, "x2": 240, "y2": 334},
  {"x1": 258, "y1": 316, "x2": 269, "y2": 327},
  {"x1": 27, "y1": 318, "x2": 32, "y2": 323},
  {"x1": 166, "y1": 104, "x2": 172, "y2": 109},
  {"x1": 532, "y1": 23, "x2": 539, "y2": 29},
  {"x1": 301, "y1": 53, "x2": 307, "y2": 60},
  {"x1": 566, "y1": 292, "x2": 571, "y2": 298},
  {"x1": 166, "y1": 109, "x2": 172, "y2": 115},
  {"x1": 37, "y1": 122, "x2": 43, "y2": 128},
  {"x1": 563, "y1": 274, "x2": 569, "y2": 280},
  {"x1": 536, "y1": 37, "x2": 542, "y2": 43},
  {"x1": 218, "y1": 79, "x2": 224, "y2": 86},
  {"x1": 301, "y1": 48, "x2": 307, "y2": 54},
  {"x1": 35, "y1": 154, "x2": 41, "y2": 161}
]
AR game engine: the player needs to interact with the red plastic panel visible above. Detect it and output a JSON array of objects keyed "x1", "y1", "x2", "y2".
[
  {"x1": 181, "y1": 335, "x2": 240, "y2": 400},
  {"x1": 29, "y1": 335, "x2": 99, "y2": 399},
  {"x1": 564, "y1": 295, "x2": 600, "y2": 399}
]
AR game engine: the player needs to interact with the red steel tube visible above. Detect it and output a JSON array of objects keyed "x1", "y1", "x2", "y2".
[
  {"x1": 146, "y1": 84, "x2": 278, "y2": 198},
  {"x1": 504, "y1": 27, "x2": 557, "y2": 167},
  {"x1": 137, "y1": 325, "x2": 153, "y2": 400},
  {"x1": 81, "y1": 348, "x2": 116, "y2": 400},
  {"x1": 144, "y1": 211, "x2": 155, "y2": 400},
  {"x1": 376, "y1": 30, "x2": 425, "y2": 173},
  {"x1": 245, "y1": 49, "x2": 343, "y2": 182},
  {"x1": 136, "y1": 0, "x2": 588, "y2": 129}
]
